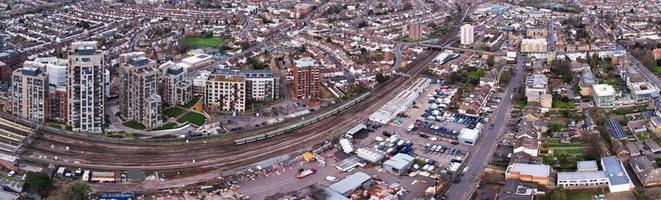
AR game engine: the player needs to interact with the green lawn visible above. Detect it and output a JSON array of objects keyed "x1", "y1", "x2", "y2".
[
  {"x1": 552, "y1": 95, "x2": 576, "y2": 109},
  {"x1": 553, "y1": 148, "x2": 584, "y2": 156},
  {"x1": 467, "y1": 69, "x2": 485, "y2": 80},
  {"x1": 122, "y1": 120, "x2": 146, "y2": 130},
  {"x1": 183, "y1": 36, "x2": 223, "y2": 47},
  {"x1": 181, "y1": 97, "x2": 200, "y2": 108},
  {"x1": 177, "y1": 112, "x2": 207, "y2": 126},
  {"x1": 547, "y1": 143, "x2": 583, "y2": 148},
  {"x1": 151, "y1": 123, "x2": 179, "y2": 131},
  {"x1": 163, "y1": 107, "x2": 185, "y2": 118},
  {"x1": 567, "y1": 190, "x2": 606, "y2": 200}
]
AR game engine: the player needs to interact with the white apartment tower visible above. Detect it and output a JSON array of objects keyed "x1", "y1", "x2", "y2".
[
  {"x1": 67, "y1": 41, "x2": 105, "y2": 133},
  {"x1": 460, "y1": 24, "x2": 474, "y2": 45}
]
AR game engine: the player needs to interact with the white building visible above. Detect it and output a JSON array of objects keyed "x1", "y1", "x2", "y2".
[
  {"x1": 592, "y1": 84, "x2": 616, "y2": 107},
  {"x1": 557, "y1": 171, "x2": 609, "y2": 189},
  {"x1": 520, "y1": 38, "x2": 548, "y2": 53},
  {"x1": 525, "y1": 74, "x2": 548, "y2": 101},
  {"x1": 601, "y1": 156, "x2": 634, "y2": 193},
  {"x1": 355, "y1": 148, "x2": 385, "y2": 163},
  {"x1": 458, "y1": 128, "x2": 479, "y2": 145},
  {"x1": 460, "y1": 24, "x2": 474, "y2": 45}
]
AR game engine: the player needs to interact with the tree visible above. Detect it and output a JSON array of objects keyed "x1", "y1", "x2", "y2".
[
  {"x1": 25, "y1": 172, "x2": 52, "y2": 196},
  {"x1": 56, "y1": 181, "x2": 91, "y2": 200},
  {"x1": 375, "y1": 72, "x2": 389, "y2": 83},
  {"x1": 487, "y1": 55, "x2": 495, "y2": 67},
  {"x1": 547, "y1": 187, "x2": 567, "y2": 200}
]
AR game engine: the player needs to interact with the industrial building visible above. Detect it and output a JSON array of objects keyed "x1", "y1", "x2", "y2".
[
  {"x1": 383, "y1": 153, "x2": 414, "y2": 175},
  {"x1": 369, "y1": 78, "x2": 430, "y2": 124},
  {"x1": 327, "y1": 172, "x2": 373, "y2": 196}
]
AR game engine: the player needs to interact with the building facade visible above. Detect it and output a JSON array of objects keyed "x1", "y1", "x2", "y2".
[
  {"x1": 67, "y1": 41, "x2": 105, "y2": 133},
  {"x1": 460, "y1": 24, "x2": 474, "y2": 45},
  {"x1": 293, "y1": 57, "x2": 320, "y2": 100},
  {"x1": 408, "y1": 22, "x2": 422, "y2": 40},
  {"x1": 11, "y1": 66, "x2": 49, "y2": 122},
  {"x1": 119, "y1": 54, "x2": 162, "y2": 128},
  {"x1": 520, "y1": 38, "x2": 548, "y2": 53},
  {"x1": 592, "y1": 84, "x2": 616, "y2": 107},
  {"x1": 205, "y1": 74, "x2": 246, "y2": 112},
  {"x1": 160, "y1": 62, "x2": 192, "y2": 106},
  {"x1": 219, "y1": 69, "x2": 278, "y2": 101}
]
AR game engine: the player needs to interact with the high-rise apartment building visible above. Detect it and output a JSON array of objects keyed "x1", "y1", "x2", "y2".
[
  {"x1": 408, "y1": 22, "x2": 422, "y2": 40},
  {"x1": 293, "y1": 57, "x2": 320, "y2": 100},
  {"x1": 119, "y1": 54, "x2": 162, "y2": 128},
  {"x1": 67, "y1": 41, "x2": 105, "y2": 133},
  {"x1": 460, "y1": 24, "x2": 474, "y2": 45},
  {"x1": 11, "y1": 66, "x2": 49, "y2": 122},
  {"x1": 205, "y1": 74, "x2": 246, "y2": 112},
  {"x1": 160, "y1": 62, "x2": 192, "y2": 106}
]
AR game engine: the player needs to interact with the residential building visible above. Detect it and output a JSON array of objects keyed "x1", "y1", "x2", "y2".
[
  {"x1": 219, "y1": 69, "x2": 278, "y2": 101},
  {"x1": 293, "y1": 57, "x2": 320, "y2": 100},
  {"x1": 524, "y1": 74, "x2": 548, "y2": 102},
  {"x1": 579, "y1": 69, "x2": 596, "y2": 96},
  {"x1": 601, "y1": 156, "x2": 634, "y2": 192},
  {"x1": 205, "y1": 74, "x2": 246, "y2": 112},
  {"x1": 160, "y1": 62, "x2": 192, "y2": 106},
  {"x1": 629, "y1": 156, "x2": 661, "y2": 187},
  {"x1": 626, "y1": 75, "x2": 659, "y2": 103},
  {"x1": 460, "y1": 24, "x2": 474, "y2": 45},
  {"x1": 49, "y1": 87, "x2": 67, "y2": 121},
  {"x1": 10, "y1": 66, "x2": 49, "y2": 122},
  {"x1": 31, "y1": 57, "x2": 68, "y2": 87},
  {"x1": 557, "y1": 171, "x2": 609, "y2": 189},
  {"x1": 526, "y1": 27, "x2": 548, "y2": 38},
  {"x1": 592, "y1": 84, "x2": 616, "y2": 107},
  {"x1": 119, "y1": 54, "x2": 162, "y2": 128},
  {"x1": 498, "y1": 179, "x2": 540, "y2": 200},
  {"x1": 520, "y1": 38, "x2": 548, "y2": 53},
  {"x1": 67, "y1": 41, "x2": 105, "y2": 133},
  {"x1": 505, "y1": 163, "x2": 550, "y2": 185},
  {"x1": 408, "y1": 22, "x2": 422, "y2": 40}
]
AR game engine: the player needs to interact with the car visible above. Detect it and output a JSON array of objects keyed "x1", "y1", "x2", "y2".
[
  {"x1": 326, "y1": 176, "x2": 339, "y2": 181},
  {"x1": 8, "y1": 171, "x2": 15, "y2": 177}
]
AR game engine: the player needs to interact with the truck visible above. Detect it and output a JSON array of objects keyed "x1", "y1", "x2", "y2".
[{"x1": 296, "y1": 168, "x2": 317, "y2": 179}]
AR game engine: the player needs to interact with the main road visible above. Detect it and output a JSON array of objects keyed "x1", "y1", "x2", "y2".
[{"x1": 444, "y1": 55, "x2": 527, "y2": 200}]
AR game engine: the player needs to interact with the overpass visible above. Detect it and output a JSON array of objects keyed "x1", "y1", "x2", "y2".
[{"x1": 406, "y1": 43, "x2": 506, "y2": 56}]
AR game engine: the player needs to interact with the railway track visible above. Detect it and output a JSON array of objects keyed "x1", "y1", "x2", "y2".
[{"x1": 15, "y1": 6, "x2": 466, "y2": 171}]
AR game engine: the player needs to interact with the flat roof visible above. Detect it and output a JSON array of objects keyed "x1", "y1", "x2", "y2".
[
  {"x1": 557, "y1": 171, "x2": 607, "y2": 181},
  {"x1": 508, "y1": 163, "x2": 550, "y2": 177},
  {"x1": 294, "y1": 57, "x2": 316, "y2": 68},
  {"x1": 577, "y1": 160, "x2": 599, "y2": 171},
  {"x1": 328, "y1": 172, "x2": 371, "y2": 195},
  {"x1": 592, "y1": 84, "x2": 616, "y2": 96},
  {"x1": 601, "y1": 156, "x2": 633, "y2": 186}
]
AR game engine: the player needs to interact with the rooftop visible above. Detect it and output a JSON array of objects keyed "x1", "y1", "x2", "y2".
[
  {"x1": 294, "y1": 57, "x2": 317, "y2": 68},
  {"x1": 601, "y1": 156, "x2": 633, "y2": 186},
  {"x1": 557, "y1": 171, "x2": 607, "y2": 181},
  {"x1": 328, "y1": 172, "x2": 371, "y2": 195},
  {"x1": 592, "y1": 84, "x2": 616, "y2": 96},
  {"x1": 507, "y1": 163, "x2": 550, "y2": 177}
]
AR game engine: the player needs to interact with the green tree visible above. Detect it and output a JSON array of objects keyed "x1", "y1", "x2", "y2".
[
  {"x1": 375, "y1": 72, "x2": 389, "y2": 83},
  {"x1": 25, "y1": 172, "x2": 52, "y2": 196},
  {"x1": 57, "y1": 181, "x2": 91, "y2": 200}
]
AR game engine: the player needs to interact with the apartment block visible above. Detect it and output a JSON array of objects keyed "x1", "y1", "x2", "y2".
[
  {"x1": 520, "y1": 38, "x2": 548, "y2": 53},
  {"x1": 67, "y1": 41, "x2": 105, "y2": 133},
  {"x1": 11, "y1": 66, "x2": 49, "y2": 122},
  {"x1": 119, "y1": 54, "x2": 162, "y2": 128},
  {"x1": 293, "y1": 57, "x2": 320, "y2": 100},
  {"x1": 219, "y1": 69, "x2": 278, "y2": 101},
  {"x1": 160, "y1": 62, "x2": 192, "y2": 106},
  {"x1": 460, "y1": 24, "x2": 474, "y2": 45},
  {"x1": 408, "y1": 22, "x2": 422, "y2": 40},
  {"x1": 205, "y1": 74, "x2": 246, "y2": 112},
  {"x1": 592, "y1": 84, "x2": 616, "y2": 108}
]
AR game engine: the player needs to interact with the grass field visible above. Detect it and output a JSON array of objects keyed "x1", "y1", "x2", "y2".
[
  {"x1": 547, "y1": 143, "x2": 583, "y2": 148},
  {"x1": 553, "y1": 148, "x2": 584, "y2": 156},
  {"x1": 467, "y1": 69, "x2": 485, "y2": 80},
  {"x1": 122, "y1": 120, "x2": 146, "y2": 130},
  {"x1": 163, "y1": 107, "x2": 185, "y2": 118},
  {"x1": 177, "y1": 112, "x2": 207, "y2": 126},
  {"x1": 567, "y1": 190, "x2": 606, "y2": 200},
  {"x1": 183, "y1": 36, "x2": 223, "y2": 47}
]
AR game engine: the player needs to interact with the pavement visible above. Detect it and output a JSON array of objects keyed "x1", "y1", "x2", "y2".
[{"x1": 444, "y1": 55, "x2": 527, "y2": 200}]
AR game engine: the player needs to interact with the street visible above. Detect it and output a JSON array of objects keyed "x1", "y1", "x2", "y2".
[{"x1": 445, "y1": 55, "x2": 527, "y2": 199}]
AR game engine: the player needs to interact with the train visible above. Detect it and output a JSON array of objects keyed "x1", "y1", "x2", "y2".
[{"x1": 233, "y1": 92, "x2": 371, "y2": 145}]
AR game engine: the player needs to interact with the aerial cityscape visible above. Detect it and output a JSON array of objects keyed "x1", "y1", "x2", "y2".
[{"x1": 0, "y1": 0, "x2": 660, "y2": 199}]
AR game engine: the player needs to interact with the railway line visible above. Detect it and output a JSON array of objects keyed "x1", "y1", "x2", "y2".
[{"x1": 9, "y1": 4, "x2": 471, "y2": 172}]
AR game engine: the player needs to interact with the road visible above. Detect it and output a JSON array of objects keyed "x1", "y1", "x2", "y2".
[{"x1": 445, "y1": 54, "x2": 527, "y2": 200}]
